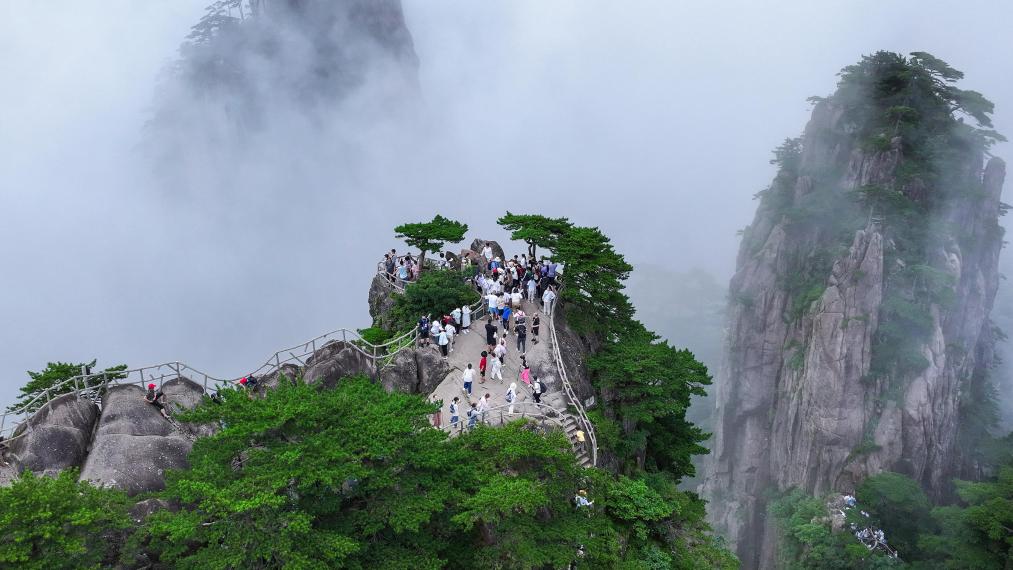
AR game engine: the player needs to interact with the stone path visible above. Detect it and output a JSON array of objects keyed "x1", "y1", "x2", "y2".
[{"x1": 427, "y1": 298, "x2": 568, "y2": 423}]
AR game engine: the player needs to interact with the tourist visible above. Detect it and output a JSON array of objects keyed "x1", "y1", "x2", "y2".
[
  {"x1": 445, "y1": 321, "x2": 456, "y2": 353},
  {"x1": 542, "y1": 287, "x2": 556, "y2": 316},
  {"x1": 501, "y1": 304, "x2": 512, "y2": 334},
  {"x1": 461, "y1": 304, "x2": 472, "y2": 333},
  {"x1": 485, "y1": 317, "x2": 497, "y2": 350},
  {"x1": 478, "y1": 393, "x2": 492, "y2": 423},
  {"x1": 452, "y1": 306, "x2": 462, "y2": 328},
  {"x1": 575, "y1": 489, "x2": 593, "y2": 508},
  {"x1": 531, "y1": 313, "x2": 541, "y2": 345},
  {"x1": 490, "y1": 351, "x2": 504, "y2": 381},
  {"x1": 482, "y1": 242, "x2": 493, "y2": 262},
  {"x1": 511, "y1": 287, "x2": 523, "y2": 308},
  {"x1": 145, "y1": 383, "x2": 170, "y2": 419},
  {"x1": 515, "y1": 318, "x2": 527, "y2": 354},
  {"x1": 506, "y1": 382, "x2": 517, "y2": 414},
  {"x1": 384, "y1": 253, "x2": 396, "y2": 283},
  {"x1": 486, "y1": 291, "x2": 499, "y2": 317},
  {"x1": 430, "y1": 320, "x2": 443, "y2": 346},
  {"x1": 449, "y1": 397, "x2": 461, "y2": 431},
  {"x1": 418, "y1": 316, "x2": 431, "y2": 346},
  {"x1": 519, "y1": 363, "x2": 531, "y2": 387},
  {"x1": 462, "y1": 363, "x2": 475, "y2": 395},
  {"x1": 479, "y1": 351, "x2": 488, "y2": 383},
  {"x1": 467, "y1": 403, "x2": 479, "y2": 429},
  {"x1": 532, "y1": 376, "x2": 545, "y2": 404},
  {"x1": 437, "y1": 326, "x2": 450, "y2": 358},
  {"x1": 526, "y1": 276, "x2": 537, "y2": 302},
  {"x1": 398, "y1": 259, "x2": 410, "y2": 284}
]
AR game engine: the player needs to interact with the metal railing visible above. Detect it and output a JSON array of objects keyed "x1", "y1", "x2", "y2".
[
  {"x1": 1, "y1": 321, "x2": 419, "y2": 444},
  {"x1": 438, "y1": 401, "x2": 568, "y2": 433},
  {"x1": 547, "y1": 293, "x2": 598, "y2": 467}
]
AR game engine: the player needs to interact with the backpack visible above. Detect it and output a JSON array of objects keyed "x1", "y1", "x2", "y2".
[{"x1": 506, "y1": 391, "x2": 514, "y2": 403}]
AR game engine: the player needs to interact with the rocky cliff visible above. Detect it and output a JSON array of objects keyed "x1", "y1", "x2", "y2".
[{"x1": 703, "y1": 52, "x2": 1006, "y2": 567}]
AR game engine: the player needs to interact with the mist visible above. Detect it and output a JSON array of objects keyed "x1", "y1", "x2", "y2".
[{"x1": 2, "y1": 0, "x2": 1013, "y2": 414}]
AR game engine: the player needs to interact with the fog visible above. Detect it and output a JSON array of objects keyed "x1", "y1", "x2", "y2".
[{"x1": 2, "y1": 0, "x2": 1012, "y2": 409}]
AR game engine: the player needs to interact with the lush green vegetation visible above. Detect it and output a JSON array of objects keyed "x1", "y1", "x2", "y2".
[
  {"x1": 772, "y1": 456, "x2": 1013, "y2": 569},
  {"x1": 495, "y1": 215, "x2": 715, "y2": 484},
  {"x1": 387, "y1": 268, "x2": 479, "y2": 332},
  {"x1": 8, "y1": 360, "x2": 127, "y2": 413},
  {"x1": 0, "y1": 470, "x2": 132, "y2": 569},
  {"x1": 497, "y1": 212, "x2": 572, "y2": 259},
  {"x1": 0, "y1": 376, "x2": 735, "y2": 568},
  {"x1": 394, "y1": 215, "x2": 469, "y2": 271}
]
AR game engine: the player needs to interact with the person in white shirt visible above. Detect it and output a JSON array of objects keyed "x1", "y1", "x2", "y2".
[
  {"x1": 430, "y1": 320, "x2": 443, "y2": 344},
  {"x1": 490, "y1": 352, "x2": 504, "y2": 381},
  {"x1": 486, "y1": 292, "x2": 499, "y2": 317},
  {"x1": 461, "y1": 363, "x2": 475, "y2": 395},
  {"x1": 494, "y1": 338, "x2": 508, "y2": 360},
  {"x1": 482, "y1": 243, "x2": 493, "y2": 261},
  {"x1": 452, "y1": 307, "x2": 462, "y2": 327},
  {"x1": 527, "y1": 277, "x2": 537, "y2": 302},
  {"x1": 437, "y1": 328, "x2": 449, "y2": 358},
  {"x1": 461, "y1": 304, "x2": 472, "y2": 333},
  {"x1": 445, "y1": 323, "x2": 457, "y2": 352},
  {"x1": 542, "y1": 288, "x2": 557, "y2": 316},
  {"x1": 511, "y1": 288, "x2": 523, "y2": 308},
  {"x1": 449, "y1": 397, "x2": 461, "y2": 432},
  {"x1": 477, "y1": 393, "x2": 491, "y2": 423},
  {"x1": 505, "y1": 382, "x2": 518, "y2": 414}
]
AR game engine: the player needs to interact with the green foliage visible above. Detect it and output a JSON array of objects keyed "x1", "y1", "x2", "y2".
[
  {"x1": 129, "y1": 375, "x2": 735, "y2": 568},
  {"x1": 389, "y1": 269, "x2": 479, "y2": 332},
  {"x1": 857, "y1": 472, "x2": 933, "y2": 555},
  {"x1": 588, "y1": 322, "x2": 710, "y2": 477},
  {"x1": 496, "y1": 212, "x2": 573, "y2": 257},
  {"x1": 0, "y1": 470, "x2": 132, "y2": 570},
  {"x1": 355, "y1": 326, "x2": 393, "y2": 346},
  {"x1": 770, "y1": 489, "x2": 903, "y2": 569},
  {"x1": 394, "y1": 214, "x2": 468, "y2": 267},
  {"x1": 9, "y1": 360, "x2": 127, "y2": 413},
  {"x1": 552, "y1": 225, "x2": 635, "y2": 336}
]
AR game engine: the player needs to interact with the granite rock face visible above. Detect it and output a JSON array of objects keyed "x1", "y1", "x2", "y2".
[
  {"x1": 303, "y1": 341, "x2": 375, "y2": 387},
  {"x1": 703, "y1": 98, "x2": 1006, "y2": 567},
  {"x1": 368, "y1": 273, "x2": 400, "y2": 331},
  {"x1": 379, "y1": 347, "x2": 449, "y2": 395},
  {"x1": 469, "y1": 239, "x2": 505, "y2": 263},
  {"x1": 9, "y1": 393, "x2": 99, "y2": 477},
  {"x1": 79, "y1": 382, "x2": 201, "y2": 495}
]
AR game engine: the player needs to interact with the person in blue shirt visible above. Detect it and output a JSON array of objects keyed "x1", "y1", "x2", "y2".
[{"x1": 501, "y1": 305, "x2": 512, "y2": 333}]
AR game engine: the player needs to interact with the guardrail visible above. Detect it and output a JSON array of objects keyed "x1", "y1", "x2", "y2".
[
  {"x1": 1, "y1": 322, "x2": 419, "y2": 443},
  {"x1": 547, "y1": 289, "x2": 598, "y2": 467},
  {"x1": 438, "y1": 401, "x2": 569, "y2": 432}
]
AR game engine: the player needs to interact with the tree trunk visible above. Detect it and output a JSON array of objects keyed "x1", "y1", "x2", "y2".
[{"x1": 418, "y1": 250, "x2": 427, "y2": 273}]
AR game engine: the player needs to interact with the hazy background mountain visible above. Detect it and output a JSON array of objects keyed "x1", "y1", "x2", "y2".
[{"x1": 2, "y1": 0, "x2": 1013, "y2": 428}]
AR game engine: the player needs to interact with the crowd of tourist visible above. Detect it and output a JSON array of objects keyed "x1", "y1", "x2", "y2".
[{"x1": 386, "y1": 242, "x2": 565, "y2": 433}]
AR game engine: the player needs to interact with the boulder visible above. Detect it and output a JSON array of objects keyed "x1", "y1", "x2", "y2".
[
  {"x1": 416, "y1": 348, "x2": 450, "y2": 394},
  {"x1": 378, "y1": 347, "x2": 449, "y2": 394},
  {"x1": 379, "y1": 349, "x2": 419, "y2": 393},
  {"x1": 80, "y1": 384, "x2": 193, "y2": 495},
  {"x1": 303, "y1": 341, "x2": 375, "y2": 388},
  {"x1": 160, "y1": 377, "x2": 217, "y2": 438},
  {"x1": 258, "y1": 363, "x2": 302, "y2": 391},
  {"x1": 469, "y1": 239, "x2": 505, "y2": 262},
  {"x1": 9, "y1": 392, "x2": 100, "y2": 477},
  {"x1": 129, "y1": 498, "x2": 176, "y2": 523},
  {"x1": 444, "y1": 251, "x2": 461, "y2": 271},
  {"x1": 368, "y1": 273, "x2": 399, "y2": 330}
]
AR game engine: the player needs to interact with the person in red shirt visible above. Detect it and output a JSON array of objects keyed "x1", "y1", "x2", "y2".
[{"x1": 479, "y1": 351, "x2": 488, "y2": 383}]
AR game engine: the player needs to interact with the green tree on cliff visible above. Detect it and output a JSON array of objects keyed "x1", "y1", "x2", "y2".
[
  {"x1": 496, "y1": 212, "x2": 572, "y2": 258},
  {"x1": 8, "y1": 360, "x2": 127, "y2": 413},
  {"x1": 394, "y1": 215, "x2": 468, "y2": 271}
]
